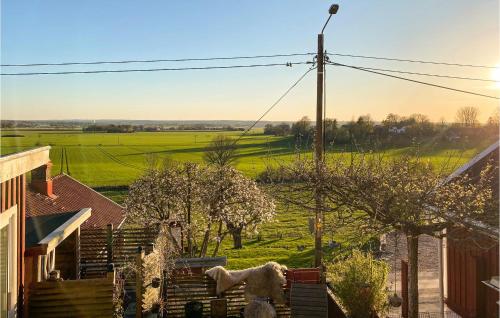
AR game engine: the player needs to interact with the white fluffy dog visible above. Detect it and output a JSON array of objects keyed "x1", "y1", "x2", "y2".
[
  {"x1": 244, "y1": 299, "x2": 277, "y2": 318},
  {"x1": 205, "y1": 261, "x2": 287, "y2": 304}
]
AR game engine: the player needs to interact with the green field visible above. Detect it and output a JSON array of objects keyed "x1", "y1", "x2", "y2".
[
  {"x1": 1, "y1": 129, "x2": 295, "y2": 186},
  {"x1": 0, "y1": 129, "x2": 490, "y2": 188},
  {"x1": 1, "y1": 129, "x2": 494, "y2": 269}
]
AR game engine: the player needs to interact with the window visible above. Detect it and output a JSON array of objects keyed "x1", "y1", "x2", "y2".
[{"x1": 0, "y1": 206, "x2": 17, "y2": 318}]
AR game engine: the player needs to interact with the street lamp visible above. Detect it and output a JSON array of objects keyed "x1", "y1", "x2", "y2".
[
  {"x1": 314, "y1": 4, "x2": 339, "y2": 269},
  {"x1": 321, "y1": 4, "x2": 340, "y2": 34}
]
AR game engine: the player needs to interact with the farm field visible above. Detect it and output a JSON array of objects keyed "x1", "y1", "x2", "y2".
[
  {"x1": 1, "y1": 129, "x2": 293, "y2": 186},
  {"x1": 1, "y1": 128, "x2": 496, "y2": 269},
  {"x1": 0, "y1": 129, "x2": 492, "y2": 188}
]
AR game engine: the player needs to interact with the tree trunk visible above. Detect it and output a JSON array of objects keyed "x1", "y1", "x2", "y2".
[
  {"x1": 407, "y1": 232, "x2": 419, "y2": 318},
  {"x1": 232, "y1": 228, "x2": 243, "y2": 249},
  {"x1": 212, "y1": 221, "x2": 224, "y2": 257},
  {"x1": 187, "y1": 203, "x2": 192, "y2": 257},
  {"x1": 199, "y1": 223, "x2": 212, "y2": 257}
]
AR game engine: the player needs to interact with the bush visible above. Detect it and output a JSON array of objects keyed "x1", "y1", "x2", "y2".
[{"x1": 327, "y1": 250, "x2": 389, "y2": 318}]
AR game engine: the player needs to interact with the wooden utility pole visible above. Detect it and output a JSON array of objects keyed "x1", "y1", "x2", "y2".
[{"x1": 314, "y1": 33, "x2": 325, "y2": 268}]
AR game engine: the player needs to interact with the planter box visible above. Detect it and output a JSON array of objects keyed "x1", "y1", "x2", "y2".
[{"x1": 285, "y1": 268, "x2": 321, "y2": 289}]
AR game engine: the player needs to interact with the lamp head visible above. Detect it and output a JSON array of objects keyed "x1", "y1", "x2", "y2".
[{"x1": 329, "y1": 4, "x2": 339, "y2": 15}]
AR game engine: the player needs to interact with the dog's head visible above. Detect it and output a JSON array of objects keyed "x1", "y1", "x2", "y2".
[
  {"x1": 205, "y1": 266, "x2": 226, "y2": 282},
  {"x1": 266, "y1": 262, "x2": 287, "y2": 284}
]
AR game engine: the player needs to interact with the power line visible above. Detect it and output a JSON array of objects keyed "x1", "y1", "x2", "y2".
[
  {"x1": 327, "y1": 62, "x2": 500, "y2": 100},
  {"x1": 329, "y1": 64, "x2": 497, "y2": 82},
  {"x1": 0, "y1": 62, "x2": 309, "y2": 76},
  {"x1": 1, "y1": 53, "x2": 315, "y2": 67},
  {"x1": 234, "y1": 66, "x2": 316, "y2": 144},
  {"x1": 328, "y1": 53, "x2": 499, "y2": 69},
  {"x1": 4, "y1": 51, "x2": 496, "y2": 70}
]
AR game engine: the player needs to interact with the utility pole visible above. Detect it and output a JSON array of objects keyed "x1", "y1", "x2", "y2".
[
  {"x1": 314, "y1": 32, "x2": 324, "y2": 268},
  {"x1": 314, "y1": 4, "x2": 338, "y2": 269}
]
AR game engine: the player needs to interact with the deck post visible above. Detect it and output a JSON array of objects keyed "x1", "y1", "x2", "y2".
[
  {"x1": 107, "y1": 263, "x2": 116, "y2": 283},
  {"x1": 160, "y1": 269, "x2": 168, "y2": 318},
  {"x1": 135, "y1": 246, "x2": 144, "y2": 318},
  {"x1": 106, "y1": 223, "x2": 114, "y2": 265}
]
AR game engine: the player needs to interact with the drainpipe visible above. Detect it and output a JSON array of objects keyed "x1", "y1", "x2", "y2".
[{"x1": 438, "y1": 236, "x2": 444, "y2": 318}]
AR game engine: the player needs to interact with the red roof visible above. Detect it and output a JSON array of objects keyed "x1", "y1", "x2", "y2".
[{"x1": 26, "y1": 174, "x2": 126, "y2": 229}]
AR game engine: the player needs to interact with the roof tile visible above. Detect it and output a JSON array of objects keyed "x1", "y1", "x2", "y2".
[{"x1": 26, "y1": 174, "x2": 126, "y2": 229}]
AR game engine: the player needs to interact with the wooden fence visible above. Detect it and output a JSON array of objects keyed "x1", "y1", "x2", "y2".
[
  {"x1": 165, "y1": 269, "x2": 291, "y2": 317},
  {"x1": 79, "y1": 225, "x2": 159, "y2": 279},
  {"x1": 28, "y1": 270, "x2": 117, "y2": 318}
]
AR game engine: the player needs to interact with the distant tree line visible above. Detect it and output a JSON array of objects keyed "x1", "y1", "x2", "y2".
[
  {"x1": 169, "y1": 124, "x2": 244, "y2": 131},
  {"x1": 263, "y1": 106, "x2": 499, "y2": 148},
  {"x1": 1, "y1": 120, "x2": 82, "y2": 129},
  {"x1": 82, "y1": 123, "x2": 246, "y2": 133},
  {"x1": 83, "y1": 124, "x2": 135, "y2": 133},
  {"x1": 263, "y1": 123, "x2": 291, "y2": 136}
]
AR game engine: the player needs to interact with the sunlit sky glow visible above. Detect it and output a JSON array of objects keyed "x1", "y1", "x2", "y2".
[{"x1": 1, "y1": 0, "x2": 499, "y2": 122}]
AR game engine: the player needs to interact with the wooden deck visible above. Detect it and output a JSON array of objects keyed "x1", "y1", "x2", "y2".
[
  {"x1": 27, "y1": 271, "x2": 116, "y2": 318},
  {"x1": 290, "y1": 283, "x2": 328, "y2": 318}
]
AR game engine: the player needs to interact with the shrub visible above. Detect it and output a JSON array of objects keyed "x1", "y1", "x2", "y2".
[{"x1": 327, "y1": 250, "x2": 389, "y2": 318}]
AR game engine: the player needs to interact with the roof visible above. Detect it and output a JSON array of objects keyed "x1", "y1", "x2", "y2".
[
  {"x1": 26, "y1": 174, "x2": 126, "y2": 229},
  {"x1": 444, "y1": 140, "x2": 499, "y2": 240},
  {"x1": 26, "y1": 208, "x2": 91, "y2": 255},
  {"x1": 26, "y1": 211, "x2": 79, "y2": 249},
  {"x1": 444, "y1": 140, "x2": 499, "y2": 183}
]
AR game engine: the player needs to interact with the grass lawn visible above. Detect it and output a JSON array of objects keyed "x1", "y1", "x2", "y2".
[{"x1": 208, "y1": 206, "x2": 371, "y2": 269}]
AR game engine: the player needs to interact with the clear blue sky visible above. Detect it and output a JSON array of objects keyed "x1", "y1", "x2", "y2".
[{"x1": 1, "y1": 0, "x2": 499, "y2": 122}]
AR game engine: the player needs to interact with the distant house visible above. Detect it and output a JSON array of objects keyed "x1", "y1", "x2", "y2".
[
  {"x1": 388, "y1": 126, "x2": 407, "y2": 134},
  {"x1": 26, "y1": 162, "x2": 126, "y2": 229},
  {"x1": 442, "y1": 141, "x2": 499, "y2": 318}
]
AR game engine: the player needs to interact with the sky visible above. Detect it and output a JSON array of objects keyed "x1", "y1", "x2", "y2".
[{"x1": 1, "y1": 0, "x2": 499, "y2": 122}]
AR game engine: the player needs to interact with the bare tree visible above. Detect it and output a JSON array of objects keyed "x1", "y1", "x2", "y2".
[
  {"x1": 327, "y1": 155, "x2": 495, "y2": 318},
  {"x1": 269, "y1": 153, "x2": 495, "y2": 318},
  {"x1": 486, "y1": 108, "x2": 500, "y2": 128},
  {"x1": 456, "y1": 106, "x2": 479, "y2": 127},
  {"x1": 203, "y1": 135, "x2": 237, "y2": 167}
]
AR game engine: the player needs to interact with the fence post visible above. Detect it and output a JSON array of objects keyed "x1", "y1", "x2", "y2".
[
  {"x1": 401, "y1": 260, "x2": 408, "y2": 318},
  {"x1": 136, "y1": 246, "x2": 144, "y2": 318},
  {"x1": 106, "y1": 224, "x2": 114, "y2": 265},
  {"x1": 107, "y1": 263, "x2": 116, "y2": 283},
  {"x1": 160, "y1": 269, "x2": 168, "y2": 318}
]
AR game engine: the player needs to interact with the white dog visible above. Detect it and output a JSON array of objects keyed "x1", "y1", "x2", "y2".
[
  {"x1": 205, "y1": 261, "x2": 287, "y2": 304},
  {"x1": 244, "y1": 299, "x2": 277, "y2": 318}
]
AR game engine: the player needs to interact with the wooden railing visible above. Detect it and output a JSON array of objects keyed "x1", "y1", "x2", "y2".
[
  {"x1": 28, "y1": 269, "x2": 117, "y2": 318},
  {"x1": 165, "y1": 268, "x2": 291, "y2": 317},
  {"x1": 79, "y1": 225, "x2": 159, "y2": 279}
]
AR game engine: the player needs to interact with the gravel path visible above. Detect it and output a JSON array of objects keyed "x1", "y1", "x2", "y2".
[{"x1": 379, "y1": 232, "x2": 457, "y2": 315}]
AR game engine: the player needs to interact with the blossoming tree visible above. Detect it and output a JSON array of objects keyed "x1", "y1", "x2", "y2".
[{"x1": 200, "y1": 165, "x2": 276, "y2": 256}]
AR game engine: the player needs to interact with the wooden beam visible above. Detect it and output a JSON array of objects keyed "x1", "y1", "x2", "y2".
[
  {"x1": 39, "y1": 208, "x2": 91, "y2": 253},
  {"x1": 0, "y1": 204, "x2": 16, "y2": 228},
  {"x1": 26, "y1": 208, "x2": 92, "y2": 257},
  {"x1": 0, "y1": 146, "x2": 50, "y2": 182}
]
